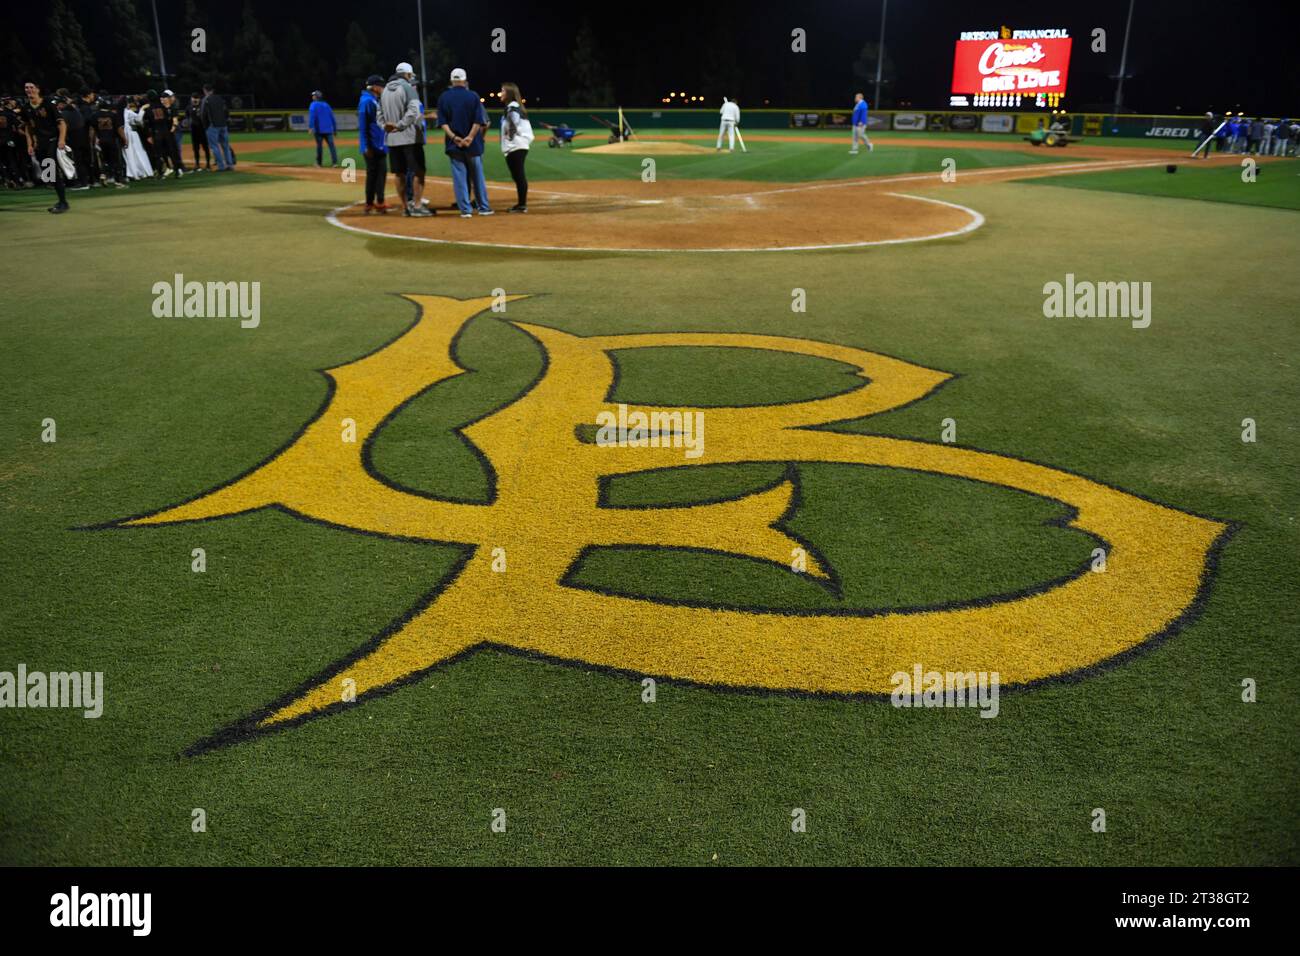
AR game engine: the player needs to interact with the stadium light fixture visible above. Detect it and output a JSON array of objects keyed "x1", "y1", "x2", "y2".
[
  {"x1": 1113, "y1": 0, "x2": 1136, "y2": 111},
  {"x1": 417, "y1": 0, "x2": 429, "y2": 106},
  {"x1": 149, "y1": 0, "x2": 170, "y2": 85},
  {"x1": 874, "y1": 0, "x2": 888, "y2": 107}
]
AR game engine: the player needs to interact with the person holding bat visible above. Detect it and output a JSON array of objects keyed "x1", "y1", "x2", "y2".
[{"x1": 716, "y1": 97, "x2": 745, "y2": 152}]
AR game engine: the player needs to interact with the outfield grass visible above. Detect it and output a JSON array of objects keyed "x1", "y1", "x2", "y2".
[
  {"x1": 244, "y1": 128, "x2": 1074, "y2": 183},
  {"x1": 238, "y1": 126, "x2": 1203, "y2": 151},
  {"x1": 1022, "y1": 157, "x2": 1300, "y2": 210},
  {"x1": 1, "y1": 133, "x2": 1297, "y2": 866}
]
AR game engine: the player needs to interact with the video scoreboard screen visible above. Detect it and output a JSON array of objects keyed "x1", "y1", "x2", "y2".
[{"x1": 950, "y1": 27, "x2": 1071, "y2": 109}]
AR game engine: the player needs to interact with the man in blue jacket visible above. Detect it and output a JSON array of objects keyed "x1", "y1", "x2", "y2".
[
  {"x1": 436, "y1": 67, "x2": 493, "y2": 217},
  {"x1": 308, "y1": 90, "x2": 338, "y2": 166},
  {"x1": 850, "y1": 93, "x2": 873, "y2": 155},
  {"x1": 357, "y1": 76, "x2": 388, "y2": 213}
]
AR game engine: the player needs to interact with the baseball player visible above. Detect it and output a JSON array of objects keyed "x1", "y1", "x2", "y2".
[
  {"x1": 850, "y1": 92, "x2": 873, "y2": 154},
  {"x1": 716, "y1": 97, "x2": 745, "y2": 152}
]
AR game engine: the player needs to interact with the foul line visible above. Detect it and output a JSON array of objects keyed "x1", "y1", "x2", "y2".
[
  {"x1": 503, "y1": 155, "x2": 1224, "y2": 200},
  {"x1": 324, "y1": 191, "x2": 987, "y2": 253},
  {"x1": 322, "y1": 154, "x2": 1225, "y2": 253}
]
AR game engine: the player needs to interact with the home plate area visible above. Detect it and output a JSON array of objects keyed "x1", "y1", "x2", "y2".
[{"x1": 327, "y1": 177, "x2": 981, "y2": 251}]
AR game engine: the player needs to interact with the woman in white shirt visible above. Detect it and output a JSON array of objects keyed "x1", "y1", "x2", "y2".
[{"x1": 497, "y1": 83, "x2": 532, "y2": 213}]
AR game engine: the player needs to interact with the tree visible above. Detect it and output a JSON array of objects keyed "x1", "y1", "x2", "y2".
[
  {"x1": 231, "y1": 0, "x2": 276, "y2": 103},
  {"x1": 852, "y1": 41, "x2": 896, "y2": 104},
  {"x1": 567, "y1": 20, "x2": 614, "y2": 106},
  {"x1": 282, "y1": 24, "x2": 326, "y2": 100},
  {"x1": 47, "y1": 0, "x2": 99, "y2": 89},
  {"x1": 86, "y1": 0, "x2": 154, "y2": 89},
  {"x1": 338, "y1": 21, "x2": 376, "y2": 100},
  {"x1": 176, "y1": 0, "x2": 220, "y2": 95},
  {"x1": 406, "y1": 31, "x2": 458, "y2": 104},
  {"x1": 424, "y1": 32, "x2": 458, "y2": 88},
  {"x1": 0, "y1": 31, "x2": 35, "y2": 92}
]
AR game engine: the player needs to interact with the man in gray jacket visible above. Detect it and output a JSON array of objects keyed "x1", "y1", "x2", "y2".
[{"x1": 377, "y1": 62, "x2": 431, "y2": 216}]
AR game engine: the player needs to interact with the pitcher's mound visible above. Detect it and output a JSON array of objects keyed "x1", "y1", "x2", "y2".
[{"x1": 579, "y1": 140, "x2": 714, "y2": 156}]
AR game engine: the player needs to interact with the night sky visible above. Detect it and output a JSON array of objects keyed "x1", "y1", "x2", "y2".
[{"x1": 41, "y1": 0, "x2": 1300, "y2": 113}]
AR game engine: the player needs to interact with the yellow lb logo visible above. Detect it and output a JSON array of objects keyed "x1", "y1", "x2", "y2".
[{"x1": 111, "y1": 295, "x2": 1229, "y2": 750}]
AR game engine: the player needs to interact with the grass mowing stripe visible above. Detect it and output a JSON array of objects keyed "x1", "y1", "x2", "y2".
[{"x1": 1020, "y1": 158, "x2": 1300, "y2": 210}]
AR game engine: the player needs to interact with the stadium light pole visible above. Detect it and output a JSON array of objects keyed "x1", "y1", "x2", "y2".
[
  {"x1": 873, "y1": 0, "x2": 888, "y2": 107},
  {"x1": 150, "y1": 0, "x2": 168, "y2": 83},
  {"x1": 1113, "y1": 0, "x2": 1136, "y2": 111},
  {"x1": 416, "y1": 0, "x2": 429, "y2": 105}
]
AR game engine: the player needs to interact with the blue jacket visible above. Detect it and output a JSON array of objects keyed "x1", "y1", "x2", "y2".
[
  {"x1": 309, "y1": 100, "x2": 336, "y2": 134},
  {"x1": 436, "y1": 86, "x2": 486, "y2": 157},
  {"x1": 852, "y1": 100, "x2": 869, "y2": 125},
  {"x1": 357, "y1": 90, "x2": 386, "y2": 154}
]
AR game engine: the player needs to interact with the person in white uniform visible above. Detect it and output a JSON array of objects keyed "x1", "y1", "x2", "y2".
[
  {"x1": 716, "y1": 97, "x2": 745, "y2": 152},
  {"x1": 122, "y1": 97, "x2": 154, "y2": 180}
]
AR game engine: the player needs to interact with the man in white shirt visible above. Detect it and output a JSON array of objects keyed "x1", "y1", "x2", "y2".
[{"x1": 716, "y1": 97, "x2": 745, "y2": 152}]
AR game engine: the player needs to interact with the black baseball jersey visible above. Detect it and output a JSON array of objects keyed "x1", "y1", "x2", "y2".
[
  {"x1": 145, "y1": 103, "x2": 172, "y2": 134},
  {"x1": 92, "y1": 106, "x2": 123, "y2": 141},
  {"x1": 60, "y1": 105, "x2": 85, "y2": 134},
  {"x1": 22, "y1": 99, "x2": 62, "y2": 141},
  {"x1": 0, "y1": 108, "x2": 21, "y2": 145}
]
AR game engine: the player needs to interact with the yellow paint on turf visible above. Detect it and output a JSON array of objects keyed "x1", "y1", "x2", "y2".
[{"x1": 121, "y1": 295, "x2": 1226, "y2": 728}]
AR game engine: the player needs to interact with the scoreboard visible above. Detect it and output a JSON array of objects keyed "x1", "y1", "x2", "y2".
[{"x1": 950, "y1": 27, "x2": 1071, "y2": 110}]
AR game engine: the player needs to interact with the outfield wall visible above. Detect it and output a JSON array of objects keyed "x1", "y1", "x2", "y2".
[{"x1": 224, "y1": 107, "x2": 1259, "y2": 143}]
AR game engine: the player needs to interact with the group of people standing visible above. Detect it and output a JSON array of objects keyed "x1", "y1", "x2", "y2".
[
  {"x1": 1201, "y1": 112, "x2": 1297, "y2": 156},
  {"x1": 1, "y1": 80, "x2": 238, "y2": 213},
  {"x1": 355, "y1": 63, "x2": 532, "y2": 218}
]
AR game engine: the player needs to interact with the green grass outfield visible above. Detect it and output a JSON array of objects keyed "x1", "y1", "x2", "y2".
[
  {"x1": 246, "y1": 127, "x2": 1078, "y2": 183},
  {"x1": 1, "y1": 134, "x2": 1297, "y2": 866},
  {"x1": 1023, "y1": 157, "x2": 1300, "y2": 211}
]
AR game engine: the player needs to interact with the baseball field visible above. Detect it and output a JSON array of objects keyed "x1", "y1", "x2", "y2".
[{"x1": 2, "y1": 127, "x2": 1297, "y2": 866}]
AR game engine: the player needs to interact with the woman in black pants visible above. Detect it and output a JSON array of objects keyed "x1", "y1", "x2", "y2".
[{"x1": 497, "y1": 83, "x2": 533, "y2": 212}]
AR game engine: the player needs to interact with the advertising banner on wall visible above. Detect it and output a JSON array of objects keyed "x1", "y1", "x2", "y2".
[
  {"x1": 981, "y1": 113, "x2": 1015, "y2": 132},
  {"x1": 893, "y1": 112, "x2": 928, "y2": 130},
  {"x1": 290, "y1": 112, "x2": 359, "y2": 132}
]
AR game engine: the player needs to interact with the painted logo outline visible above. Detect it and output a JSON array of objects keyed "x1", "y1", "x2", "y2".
[{"x1": 92, "y1": 295, "x2": 1234, "y2": 753}]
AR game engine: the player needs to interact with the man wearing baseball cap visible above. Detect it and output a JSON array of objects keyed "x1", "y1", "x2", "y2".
[
  {"x1": 308, "y1": 90, "x2": 338, "y2": 167},
  {"x1": 377, "y1": 62, "x2": 431, "y2": 216},
  {"x1": 436, "y1": 67, "x2": 493, "y2": 217},
  {"x1": 358, "y1": 75, "x2": 389, "y2": 213}
]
